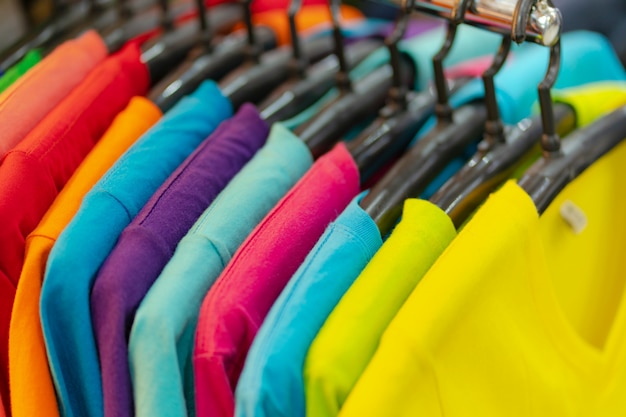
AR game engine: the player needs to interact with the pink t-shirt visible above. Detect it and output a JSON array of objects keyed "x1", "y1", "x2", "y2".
[
  {"x1": 193, "y1": 142, "x2": 360, "y2": 417},
  {"x1": 0, "y1": 31, "x2": 107, "y2": 158}
]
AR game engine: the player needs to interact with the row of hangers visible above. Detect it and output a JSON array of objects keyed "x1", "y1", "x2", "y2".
[{"x1": 3, "y1": 0, "x2": 626, "y2": 240}]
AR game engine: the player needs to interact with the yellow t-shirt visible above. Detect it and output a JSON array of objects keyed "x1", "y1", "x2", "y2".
[
  {"x1": 340, "y1": 138, "x2": 626, "y2": 416},
  {"x1": 8, "y1": 97, "x2": 161, "y2": 417},
  {"x1": 304, "y1": 199, "x2": 456, "y2": 417},
  {"x1": 553, "y1": 81, "x2": 626, "y2": 128}
]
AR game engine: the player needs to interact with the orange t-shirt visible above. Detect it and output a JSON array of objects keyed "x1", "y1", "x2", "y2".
[
  {"x1": 8, "y1": 97, "x2": 161, "y2": 417},
  {"x1": 246, "y1": 4, "x2": 363, "y2": 46}
]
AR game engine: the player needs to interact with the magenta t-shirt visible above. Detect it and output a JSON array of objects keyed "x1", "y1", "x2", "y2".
[{"x1": 192, "y1": 142, "x2": 360, "y2": 417}]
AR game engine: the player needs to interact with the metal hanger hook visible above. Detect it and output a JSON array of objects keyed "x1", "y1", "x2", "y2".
[
  {"x1": 431, "y1": 0, "x2": 471, "y2": 122},
  {"x1": 480, "y1": 36, "x2": 512, "y2": 148},
  {"x1": 194, "y1": 0, "x2": 212, "y2": 51},
  {"x1": 287, "y1": 0, "x2": 306, "y2": 78},
  {"x1": 538, "y1": 39, "x2": 562, "y2": 158},
  {"x1": 329, "y1": 0, "x2": 351, "y2": 92},
  {"x1": 384, "y1": 0, "x2": 416, "y2": 111}
]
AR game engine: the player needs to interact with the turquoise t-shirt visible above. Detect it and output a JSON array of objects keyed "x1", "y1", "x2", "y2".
[
  {"x1": 128, "y1": 123, "x2": 313, "y2": 417},
  {"x1": 282, "y1": 24, "x2": 503, "y2": 130},
  {"x1": 40, "y1": 81, "x2": 233, "y2": 417},
  {"x1": 235, "y1": 194, "x2": 382, "y2": 417}
]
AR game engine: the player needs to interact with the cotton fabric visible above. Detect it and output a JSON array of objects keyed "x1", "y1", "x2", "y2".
[
  {"x1": 8, "y1": 97, "x2": 160, "y2": 417},
  {"x1": 553, "y1": 81, "x2": 626, "y2": 127},
  {"x1": 0, "y1": 31, "x2": 108, "y2": 158},
  {"x1": 0, "y1": 43, "x2": 148, "y2": 416},
  {"x1": 129, "y1": 123, "x2": 312, "y2": 417},
  {"x1": 193, "y1": 142, "x2": 360, "y2": 417},
  {"x1": 91, "y1": 105, "x2": 268, "y2": 417},
  {"x1": 304, "y1": 199, "x2": 456, "y2": 417},
  {"x1": 40, "y1": 80, "x2": 232, "y2": 417},
  {"x1": 340, "y1": 140, "x2": 626, "y2": 415},
  {"x1": 236, "y1": 194, "x2": 382, "y2": 417}
]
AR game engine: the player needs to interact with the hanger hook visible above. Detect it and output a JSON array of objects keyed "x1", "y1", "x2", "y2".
[
  {"x1": 194, "y1": 0, "x2": 213, "y2": 51},
  {"x1": 117, "y1": 0, "x2": 133, "y2": 21},
  {"x1": 288, "y1": 0, "x2": 306, "y2": 78},
  {"x1": 159, "y1": 0, "x2": 174, "y2": 31},
  {"x1": 241, "y1": 0, "x2": 262, "y2": 62},
  {"x1": 538, "y1": 39, "x2": 561, "y2": 158},
  {"x1": 480, "y1": 36, "x2": 512, "y2": 148},
  {"x1": 385, "y1": 0, "x2": 416, "y2": 111},
  {"x1": 431, "y1": 0, "x2": 471, "y2": 123},
  {"x1": 329, "y1": 0, "x2": 351, "y2": 93}
]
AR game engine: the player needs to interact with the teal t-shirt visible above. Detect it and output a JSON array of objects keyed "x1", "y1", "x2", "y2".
[
  {"x1": 128, "y1": 123, "x2": 313, "y2": 417},
  {"x1": 40, "y1": 81, "x2": 233, "y2": 417}
]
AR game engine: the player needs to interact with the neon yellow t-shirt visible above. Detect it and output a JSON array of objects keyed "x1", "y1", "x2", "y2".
[
  {"x1": 304, "y1": 199, "x2": 456, "y2": 417},
  {"x1": 340, "y1": 138, "x2": 626, "y2": 416},
  {"x1": 553, "y1": 81, "x2": 626, "y2": 127}
]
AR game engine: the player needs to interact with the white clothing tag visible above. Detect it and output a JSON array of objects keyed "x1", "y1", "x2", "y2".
[{"x1": 560, "y1": 200, "x2": 587, "y2": 235}]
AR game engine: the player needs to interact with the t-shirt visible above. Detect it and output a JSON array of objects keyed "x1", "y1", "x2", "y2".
[
  {"x1": 0, "y1": 31, "x2": 108, "y2": 158},
  {"x1": 8, "y1": 97, "x2": 160, "y2": 417},
  {"x1": 129, "y1": 123, "x2": 312, "y2": 417},
  {"x1": 235, "y1": 193, "x2": 382, "y2": 417},
  {"x1": 40, "y1": 80, "x2": 232, "y2": 417},
  {"x1": 193, "y1": 142, "x2": 360, "y2": 417},
  {"x1": 0, "y1": 43, "x2": 148, "y2": 416},
  {"x1": 304, "y1": 199, "x2": 455, "y2": 417},
  {"x1": 340, "y1": 139, "x2": 626, "y2": 415},
  {"x1": 553, "y1": 81, "x2": 626, "y2": 127},
  {"x1": 0, "y1": 49, "x2": 41, "y2": 93},
  {"x1": 91, "y1": 105, "x2": 268, "y2": 417},
  {"x1": 249, "y1": 5, "x2": 363, "y2": 46}
]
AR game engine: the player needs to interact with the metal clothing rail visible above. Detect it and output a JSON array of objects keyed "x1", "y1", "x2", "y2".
[{"x1": 387, "y1": 0, "x2": 562, "y2": 46}]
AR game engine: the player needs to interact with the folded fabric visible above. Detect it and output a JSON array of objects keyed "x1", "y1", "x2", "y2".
[
  {"x1": 0, "y1": 43, "x2": 148, "y2": 416},
  {"x1": 129, "y1": 123, "x2": 312, "y2": 417},
  {"x1": 193, "y1": 142, "x2": 360, "y2": 417},
  {"x1": 8, "y1": 97, "x2": 160, "y2": 417},
  {"x1": 40, "y1": 80, "x2": 232, "y2": 417},
  {"x1": 236, "y1": 193, "x2": 382, "y2": 417},
  {"x1": 0, "y1": 31, "x2": 108, "y2": 158},
  {"x1": 92, "y1": 104, "x2": 268, "y2": 417}
]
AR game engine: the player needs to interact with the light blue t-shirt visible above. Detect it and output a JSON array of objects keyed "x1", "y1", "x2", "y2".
[
  {"x1": 40, "y1": 81, "x2": 233, "y2": 417},
  {"x1": 417, "y1": 30, "x2": 626, "y2": 199},
  {"x1": 282, "y1": 24, "x2": 503, "y2": 129},
  {"x1": 128, "y1": 123, "x2": 313, "y2": 417},
  {"x1": 235, "y1": 194, "x2": 382, "y2": 417}
]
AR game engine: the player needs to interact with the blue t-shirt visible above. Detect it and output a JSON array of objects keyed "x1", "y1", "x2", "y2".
[
  {"x1": 128, "y1": 123, "x2": 313, "y2": 417},
  {"x1": 235, "y1": 194, "x2": 382, "y2": 417},
  {"x1": 40, "y1": 81, "x2": 233, "y2": 417}
]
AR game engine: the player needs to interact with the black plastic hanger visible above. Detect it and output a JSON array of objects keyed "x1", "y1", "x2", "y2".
[
  {"x1": 218, "y1": 0, "x2": 345, "y2": 111},
  {"x1": 147, "y1": 0, "x2": 280, "y2": 112},
  {"x1": 141, "y1": 2, "x2": 242, "y2": 86},
  {"x1": 257, "y1": 0, "x2": 383, "y2": 125},
  {"x1": 359, "y1": 5, "x2": 493, "y2": 236},
  {"x1": 429, "y1": 37, "x2": 578, "y2": 227},
  {"x1": 292, "y1": 0, "x2": 416, "y2": 159},
  {"x1": 345, "y1": 0, "x2": 474, "y2": 184},
  {"x1": 518, "y1": 43, "x2": 626, "y2": 214},
  {"x1": 259, "y1": 39, "x2": 383, "y2": 125}
]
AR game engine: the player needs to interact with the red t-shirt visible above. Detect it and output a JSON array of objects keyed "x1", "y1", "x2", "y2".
[{"x1": 0, "y1": 43, "x2": 149, "y2": 416}]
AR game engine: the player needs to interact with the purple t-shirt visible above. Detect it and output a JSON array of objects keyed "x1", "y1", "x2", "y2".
[{"x1": 90, "y1": 104, "x2": 269, "y2": 417}]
